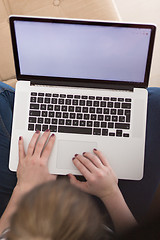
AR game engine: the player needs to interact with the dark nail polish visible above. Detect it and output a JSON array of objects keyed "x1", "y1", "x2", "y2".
[
  {"x1": 19, "y1": 136, "x2": 22, "y2": 141},
  {"x1": 72, "y1": 157, "x2": 75, "y2": 161},
  {"x1": 75, "y1": 154, "x2": 78, "y2": 157},
  {"x1": 45, "y1": 129, "x2": 50, "y2": 132},
  {"x1": 51, "y1": 133, "x2": 55, "y2": 137},
  {"x1": 93, "y1": 148, "x2": 97, "y2": 151},
  {"x1": 83, "y1": 152, "x2": 86, "y2": 155},
  {"x1": 36, "y1": 130, "x2": 40, "y2": 134}
]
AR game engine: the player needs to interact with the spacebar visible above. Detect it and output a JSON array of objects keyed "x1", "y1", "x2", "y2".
[{"x1": 58, "y1": 126, "x2": 92, "y2": 135}]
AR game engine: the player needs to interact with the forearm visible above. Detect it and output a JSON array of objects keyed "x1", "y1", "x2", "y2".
[
  {"x1": 101, "y1": 187, "x2": 137, "y2": 233},
  {"x1": 0, "y1": 187, "x2": 22, "y2": 234}
]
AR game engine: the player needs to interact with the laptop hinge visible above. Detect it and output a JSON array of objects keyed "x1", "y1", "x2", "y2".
[{"x1": 30, "y1": 79, "x2": 134, "y2": 92}]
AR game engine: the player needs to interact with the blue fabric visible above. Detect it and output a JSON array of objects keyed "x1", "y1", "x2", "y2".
[
  {"x1": 0, "y1": 83, "x2": 159, "y2": 221},
  {"x1": 0, "y1": 82, "x2": 17, "y2": 217}
]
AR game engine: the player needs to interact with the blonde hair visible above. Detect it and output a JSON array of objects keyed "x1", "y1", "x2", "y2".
[{"x1": 8, "y1": 179, "x2": 105, "y2": 240}]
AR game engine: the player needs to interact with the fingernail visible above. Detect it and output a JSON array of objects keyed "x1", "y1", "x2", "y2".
[
  {"x1": 45, "y1": 129, "x2": 50, "y2": 132},
  {"x1": 83, "y1": 152, "x2": 86, "y2": 155},
  {"x1": 19, "y1": 136, "x2": 22, "y2": 141},
  {"x1": 72, "y1": 157, "x2": 75, "y2": 161},
  {"x1": 51, "y1": 133, "x2": 55, "y2": 137},
  {"x1": 36, "y1": 130, "x2": 40, "y2": 134},
  {"x1": 75, "y1": 154, "x2": 78, "y2": 157},
  {"x1": 93, "y1": 148, "x2": 97, "y2": 151}
]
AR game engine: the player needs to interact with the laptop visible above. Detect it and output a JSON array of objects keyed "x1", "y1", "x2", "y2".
[{"x1": 9, "y1": 15, "x2": 156, "y2": 180}]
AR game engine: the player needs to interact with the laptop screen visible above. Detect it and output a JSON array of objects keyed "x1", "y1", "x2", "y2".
[{"x1": 10, "y1": 17, "x2": 156, "y2": 88}]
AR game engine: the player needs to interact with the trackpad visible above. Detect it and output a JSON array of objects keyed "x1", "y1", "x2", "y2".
[{"x1": 57, "y1": 140, "x2": 97, "y2": 170}]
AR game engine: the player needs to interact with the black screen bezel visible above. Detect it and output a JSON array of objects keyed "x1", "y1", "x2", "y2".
[{"x1": 9, "y1": 16, "x2": 156, "y2": 90}]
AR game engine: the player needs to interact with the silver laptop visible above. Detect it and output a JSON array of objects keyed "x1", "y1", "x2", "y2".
[{"x1": 9, "y1": 16, "x2": 156, "y2": 180}]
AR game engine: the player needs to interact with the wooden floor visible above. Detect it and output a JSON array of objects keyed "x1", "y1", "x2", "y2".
[{"x1": 114, "y1": 0, "x2": 160, "y2": 87}]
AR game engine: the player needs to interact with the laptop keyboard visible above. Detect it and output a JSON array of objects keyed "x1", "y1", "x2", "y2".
[{"x1": 28, "y1": 92, "x2": 131, "y2": 137}]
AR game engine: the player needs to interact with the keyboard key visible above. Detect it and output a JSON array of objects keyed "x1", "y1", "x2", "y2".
[
  {"x1": 122, "y1": 103, "x2": 131, "y2": 109},
  {"x1": 50, "y1": 125, "x2": 57, "y2": 132},
  {"x1": 38, "y1": 118, "x2": 43, "y2": 124},
  {"x1": 35, "y1": 124, "x2": 41, "y2": 131},
  {"x1": 100, "y1": 101, "x2": 106, "y2": 107},
  {"x1": 103, "y1": 97, "x2": 109, "y2": 101},
  {"x1": 29, "y1": 117, "x2": 36, "y2": 123},
  {"x1": 73, "y1": 100, "x2": 78, "y2": 105},
  {"x1": 42, "y1": 125, "x2": 49, "y2": 131},
  {"x1": 89, "y1": 107, "x2": 95, "y2": 113},
  {"x1": 125, "y1": 98, "x2": 131, "y2": 102},
  {"x1": 45, "y1": 118, "x2": 50, "y2": 124},
  {"x1": 73, "y1": 120, "x2": 78, "y2": 126},
  {"x1": 62, "y1": 113, "x2": 68, "y2": 118},
  {"x1": 67, "y1": 95, "x2": 73, "y2": 98},
  {"x1": 29, "y1": 110, "x2": 40, "y2": 116},
  {"x1": 45, "y1": 93, "x2": 51, "y2": 97},
  {"x1": 116, "y1": 130, "x2": 123, "y2": 137},
  {"x1": 111, "y1": 109, "x2": 116, "y2": 115},
  {"x1": 60, "y1": 94, "x2": 66, "y2": 98},
  {"x1": 108, "y1": 122, "x2": 114, "y2": 128},
  {"x1": 109, "y1": 132, "x2": 115, "y2": 136},
  {"x1": 112, "y1": 116, "x2": 118, "y2": 122},
  {"x1": 47, "y1": 105, "x2": 53, "y2": 111},
  {"x1": 111, "y1": 97, "x2": 117, "y2": 101},
  {"x1": 119, "y1": 116, "x2": 125, "y2": 122},
  {"x1": 82, "y1": 107, "x2": 88, "y2": 113},
  {"x1": 79, "y1": 100, "x2": 85, "y2": 106},
  {"x1": 55, "y1": 105, "x2": 60, "y2": 111},
  {"x1": 84, "y1": 114, "x2": 90, "y2": 120},
  {"x1": 61, "y1": 105, "x2": 67, "y2": 111},
  {"x1": 123, "y1": 133, "x2": 129, "y2": 137},
  {"x1": 70, "y1": 113, "x2": 76, "y2": 119},
  {"x1": 74, "y1": 95, "x2": 80, "y2": 99},
  {"x1": 98, "y1": 115, "x2": 104, "y2": 121},
  {"x1": 38, "y1": 93, "x2": 44, "y2": 96},
  {"x1": 28, "y1": 124, "x2": 34, "y2": 131},
  {"x1": 80, "y1": 120, "x2": 85, "y2": 126},
  {"x1": 40, "y1": 104, "x2": 46, "y2": 110},
  {"x1": 77, "y1": 113, "x2": 82, "y2": 119},
  {"x1": 75, "y1": 107, "x2": 81, "y2": 112},
  {"x1": 30, "y1": 103, "x2": 39, "y2": 109},
  {"x1": 56, "y1": 112, "x2": 62, "y2": 118},
  {"x1": 118, "y1": 109, "x2": 123, "y2": 115},
  {"x1": 93, "y1": 101, "x2": 99, "y2": 107},
  {"x1": 96, "y1": 108, "x2": 102, "y2": 114},
  {"x1": 105, "y1": 115, "x2": 111, "y2": 121},
  {"x1": 91, "y1": 114, "x2": 97, "y2": 120},
  {"x1": 31, "y1": 92, "x2": 37, "y2": 96},
  {"x1": 87, "y1": 100, "x2": 92, "y2": 106},
  {"x1": 68, "y1": 106, "x2": 74, "y2": 112},
  {"x1": 59, "y1": 119, "x2": 64, "y2": 125},
  {"x1": 52, "y1": 98, "x2": 57, "y2": 104},
  {"x1": 82, "y1": 95, "x2": 88, "y2": 99},
  {"x1": 104, "y1": 108, "x2": 109, "y2": 114},
  {"x1": 52, "y1": 119, "x2": 58, "y2": 125},
  {"x1": 58, "y1": 126, "x2": 92, "y2": 135},
  {"x1": 37, "y1": 97, "x2": 43, "y2": 103},
  {"x1": 96, "y1": 96, "x2": 102, "y2": 100},
  {"x1": 93, "y1": 128, "x2": 101, "y2": 135},
  {"x1": 89, "y1": 96, "x2": 95, "y2": 100},
  {"x1": 107, "y1": 102, "x2": 113, "y2": 108},
  {"x1": 42, "y1": 111, "x2": 47, "y2": 117},
  {"x1": 49, "y1": 112, "x2": 54, "y2": 117},
  {"x1": 102, "y1": 129, "x2": 108, "y2": 136},
  {"x1": 44, "y1": 98, "x2": 50, "y2": 104},
  {"x1": 58, "y1": 98, "x2": 64, "y2": 104},
  {"x1": 30, "y1": 97, "x2": 36, "y2": 102},
  {"x1": 94, "y1": 121, "x2": 100, "y2": 127},
  {"x1": 53, "y1": 94, "x2": 59, "y2": 97},
  {"x1": 66, "y1": 120, "x2": 72, "y2": 125},
  {"x1": 114, "y1": 102, "x2": 120, "y2": 108},
  {"x1": 115, "y1": 123, "x2": 130, "y2": 129},
  {"x1": 118, "y1": 98, "x2": 124, "y2": 102},
  {"x1": 87, "y1": 121, "x2": 93, "y2": 127},
  {"x1": 101, "y1": 122, "x2": 107, "y2": 128}
]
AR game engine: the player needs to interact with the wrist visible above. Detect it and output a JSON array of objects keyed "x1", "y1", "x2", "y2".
[{"x1": 100, "y1": 185, "x2": 121, "y2": 203}]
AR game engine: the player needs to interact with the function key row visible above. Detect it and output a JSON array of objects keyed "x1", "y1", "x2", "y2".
[{"x1": 31, "y1": 92, "x2": 131, "y2": 102}]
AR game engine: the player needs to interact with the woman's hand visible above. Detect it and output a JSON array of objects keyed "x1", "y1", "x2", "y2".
[
  {"x1": 69, "y1": 149, "x2": 118, "y2": 201},
  {"x1": 16, "y1": 130, "x2": 57, "y2": 195}
]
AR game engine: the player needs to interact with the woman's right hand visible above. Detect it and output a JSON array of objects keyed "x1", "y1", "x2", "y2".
[{"x1": 69, "y1": 149, "x2": 119, "y2": 201}]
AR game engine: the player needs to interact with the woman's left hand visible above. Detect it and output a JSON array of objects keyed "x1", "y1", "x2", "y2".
[{"x1": 16, "y1": 130, "x2": 57, "y2": 194}]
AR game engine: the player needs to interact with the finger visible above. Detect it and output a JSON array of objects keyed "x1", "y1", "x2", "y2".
[
  {"x1": 18, "y1": 136, "x2": 25, "y2": 162},
  {"x1": 68, "y1": 174, "x2": 88, "y2": 192},
  {"x1": 93, "y1": 149, "x2": 109, "y2": 166},
  {"x1": 72, "y1": 156, "x2": 92, "y2": 180},
  {"x1": 75, "y1": 154, "x2": 98, "y2": 173},
  {"x1": 33, "y1": 129, "x2": 50, "y2": 157},
  {"x1": 83, "y1": 152, "x2": 103, "y2": 168},
  {"x1": 27, "y1": 130, "x2": 40, "y2": 157},
  {"x1": 41, "y1": 134, "x2": 56, "y2": 164}
]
